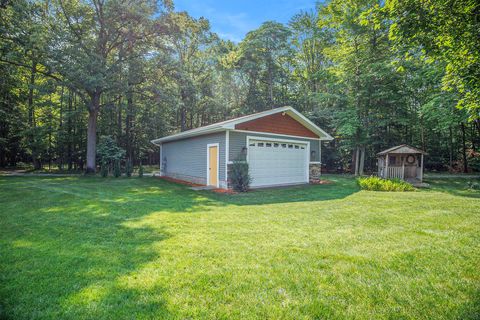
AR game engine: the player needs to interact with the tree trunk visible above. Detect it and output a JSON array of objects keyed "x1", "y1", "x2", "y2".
[
  {"x1": 267, "y1": 63, "x2": 274, "y2": 108},
  {"x1": 354, "y1": 146, "x2": 360, "y2": 176},
  {"x1": 359, "y1": 146, "x2": 365, "y2": 176},
  {"x1": 86, "y1": 93, "x2": 100, "y2": 173},
  {"x1": 180, "y1": 106, "x2": 186, "y2": 131},
  {"x1": 449, "y1": 126, "x2": 453, "y2": 170},
  {"x1": 180, "y1": 88, "x2": 188, "y2": 132},
  {"x1": 475, "y1": 119, "x2": 480, "y2": 137},
  {"x1": 67, "y1": 89, "x2": 73, "y2": 170},
  {"x1": 420, "y1": 123, "x2": 426, "y2": 151},
  {"x1": 460, "y1": 122, "x2": 468, "y2": 173},
  {"x1": 58, "y1": 86, "x2": 64, "y2": 170},
  {"x1": 28, "y1": 60, "x2": 41, "y2": 169},
  {"x1": 471, "y1": 123, "x2": 476, "y2": 152},
  {"x1": 126, "y1": 89, "x2": 133, "y2": 161}
]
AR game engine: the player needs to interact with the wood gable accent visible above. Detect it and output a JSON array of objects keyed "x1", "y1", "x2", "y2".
[{"x1": 235, "y1": 112, "x2": 319, "y2": 138}]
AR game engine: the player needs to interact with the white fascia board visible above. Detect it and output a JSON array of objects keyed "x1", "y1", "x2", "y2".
[
  {"x1": 151, "y1": 127, "x2": 225, "y2": 144},
  {"x1": 221, "y1": 106, "x2": 292, "y2": 129}
]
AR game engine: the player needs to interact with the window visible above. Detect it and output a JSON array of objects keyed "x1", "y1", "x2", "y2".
[
  {"x1": 266, "y1": 143, "x2": 272, "y2": 147},
  {"x1": 249, "y1": 142, "x2": 255, "y2": 146},
  {"x1": 274, "y1": 143, "x2": 279, "y2": 147},
  {"x1": 301, "y1": 146, "x2": 305, "y2": 150},
  {"x1": 258, "y1": 142, "x2": 264, "y2": 147},
  {"x1": 389, "y1": 156, "x2": 396, "y2": 165},
  {"x1": 281, "y1": 144, "x2": 287, "y2": 148},
  {"x1": 294, "y1": 145, "x2": 300, "y2": 149},
  {"x1": 288, "y1": 144, "x2": 293, "y2": 149}
]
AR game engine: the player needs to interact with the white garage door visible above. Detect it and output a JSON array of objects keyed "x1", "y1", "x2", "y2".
[{"x1": 248, "y1": 139, "x2": 308, "y2": 187}]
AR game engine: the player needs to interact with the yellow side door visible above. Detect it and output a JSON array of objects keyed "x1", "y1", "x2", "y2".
[{"x1": 208, "y1": 146, "x2": 218, "y2": 187}]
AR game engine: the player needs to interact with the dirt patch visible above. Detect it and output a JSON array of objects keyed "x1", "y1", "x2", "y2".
[
  {"x1": 156, "y1": 176, "x2": 203, "y2": 187},
  {"x1": 211, "y1": 188, "x2": 237, "y2": 194},
  {"x1": 310, "y1": 179, "x2": 334, "y2": 185}
]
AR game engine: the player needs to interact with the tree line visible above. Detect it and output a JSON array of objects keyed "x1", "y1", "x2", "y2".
[{"x1": 0, "y1": 0, "x2": 479, "y2": 174}]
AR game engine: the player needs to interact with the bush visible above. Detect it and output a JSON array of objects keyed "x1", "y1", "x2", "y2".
[
  {"x1": 467, "y1": 180, "x2": 480, "y2": 190},
  {"x1": 15, "y1": 162, "x2": 30, "y2": 169},
  {"x1": 97, "y1": 135, "x2": 125, "y2": 174},
  {"x1": 357, "y1": 176, "x2": 415, "y2": 191},
  {"x1": 230, "y1": 160, "x2": 251, "y2": 192},
  {"x1": 125, "y1": 159, "x2": 133, "y2": 177},
  {"x1": 138, "y1": 163, "x2": 144, "y2": 178},
  {"x1": 100, "y1": 161, "x2": 108, "y2": 177},
  {"x1": 113, "y1": 159, "x2": 121, "y2": 178}
]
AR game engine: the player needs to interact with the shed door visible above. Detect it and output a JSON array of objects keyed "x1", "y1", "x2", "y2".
[
  {"x1": 208, "y1": 145, "x2": 218, "y2": 187},
  {"x1": 248, "y1": 139, "x2": 308, "y2": 187}
]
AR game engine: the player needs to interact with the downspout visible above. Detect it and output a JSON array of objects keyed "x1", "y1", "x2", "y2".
[
  {"x1": 225, "y1": 130, "x2": 229, "y2": 188},
  {"x1": 319, "y1": 140, "x2": 322, "y2": 176},
  {"x1": 159, "y1": 143, "x2": 163, "y2": 176}
]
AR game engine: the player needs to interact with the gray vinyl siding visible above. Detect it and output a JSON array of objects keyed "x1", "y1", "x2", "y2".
[
  {"x1": 229, "y1": 131, "x2": 321, "y2": 162},
  {"x1": 162, "y1": 132, "x2": 226, "y2": 185}
]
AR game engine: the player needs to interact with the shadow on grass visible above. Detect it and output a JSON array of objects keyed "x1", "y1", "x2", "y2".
[
  {"x1": 195, "y1": 175, "x2": 360, "y2": 206},
  {"x1": 0, "y1": 175, "x2": 359, "y2": 318},
  {"x1": 425, "y1": 178, "x2": 480, "y2": 199},
  {"x1": 0, "y1": 175, "x2": 479, "y2": 318},
  {"x1": 1, "y1": 174, "x2": 360, "y2": 210},
  {"x1": 2, "y1": 226, "x2": 171, "y2": 319},
  {"x1": 0, "y1": 177, "x2": 185, "y2": 319}
]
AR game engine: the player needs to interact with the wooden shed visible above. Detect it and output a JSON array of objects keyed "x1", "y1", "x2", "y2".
[{"x1": 377, "y1": 144, "x2": 427, "y2": 182}]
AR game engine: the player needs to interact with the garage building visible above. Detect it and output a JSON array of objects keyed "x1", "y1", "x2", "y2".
[{"x1": 151, "y1": 106, "x2": 333, "y2": 189}]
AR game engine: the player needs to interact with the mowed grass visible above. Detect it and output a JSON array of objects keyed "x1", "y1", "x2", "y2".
[{"x1": 0, "y1": 175, "x2": 479, "y2": 319}]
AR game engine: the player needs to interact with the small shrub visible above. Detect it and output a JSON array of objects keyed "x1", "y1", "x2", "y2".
[
  {"x1": 467, "y1": 181, "x2": 480, "y2": 190},
  {"x1": 113, "y1": 159, "x2": 121, "y2": 178},
  {"x1": 15, "y1": 162, "x2": 30, "y2": 169},
  {"x1": 230, "y1": 160, "x2": 251, "y2": 192},
  {"x1": 97, "y1": 136, "x2": 126, "y2": 164},
  {"x1": 100, "y1": 161, "x2": 108, "y2": 177},
  {"x1": 357, "y1": 176, "x2": 414, "y2": 191},
  {"x1": 125, "y1": 159, "x2": 133, "y2": 177},
  {"x1": 138, "y1": 163, "x2": 144, "y2": 178}
]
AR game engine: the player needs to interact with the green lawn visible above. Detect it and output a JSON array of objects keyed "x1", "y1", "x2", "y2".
[{"x1": 1, "y1": 176, "x2": 479, "y2": 319}]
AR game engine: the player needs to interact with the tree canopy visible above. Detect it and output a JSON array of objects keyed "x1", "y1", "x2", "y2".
[{"x1": 0, "y1": 0, "x2": 478, "y2": 174}]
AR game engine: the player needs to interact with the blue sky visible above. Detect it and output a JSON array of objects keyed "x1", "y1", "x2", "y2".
[{"x1": 173, "y1": 0, "x2": 318, "y2": 42}]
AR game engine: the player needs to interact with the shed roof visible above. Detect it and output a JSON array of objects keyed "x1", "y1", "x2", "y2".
[
  {"x1": 377, "y1": 144, "x2": 428, "y2": 156},
  {"x1": 151, "y1": 106, "x2": 334, "y2": 144}
]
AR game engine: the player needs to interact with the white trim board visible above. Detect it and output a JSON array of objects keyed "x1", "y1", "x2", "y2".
[
  {"x1": 159, "y1": 144, "x2": 163, "y2": 176},
  {"x1": 227, "y1": 161, "x2": 314, "y2": 165},
  {"x1": 225, "y1": 130, "x2": 229, "y2": 185},
  {"x1": 232, "y1": 129, "x2": 323, "y2": 141},
  {"x1": 206, "y1": 143, "x2": 220, "y2": 188},
  {"x1": 246, "y1": 135, "x2": 311, "y2": 144}
]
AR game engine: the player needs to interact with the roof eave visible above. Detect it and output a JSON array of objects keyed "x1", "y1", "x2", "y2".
[
  {"x1": 377, "y1": 145, "x2": 428, "y2": 155},
  {"x1": 151, "y1": 127, "x2": 225, "y2": 144},
  {"x1": 151, "y1": 106, "x2": 335, "y2": 144}
]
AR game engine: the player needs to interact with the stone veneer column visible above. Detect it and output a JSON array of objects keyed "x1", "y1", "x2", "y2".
[{"x1": 309, "y1": 163, "x2": 322, "y2": 182}]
